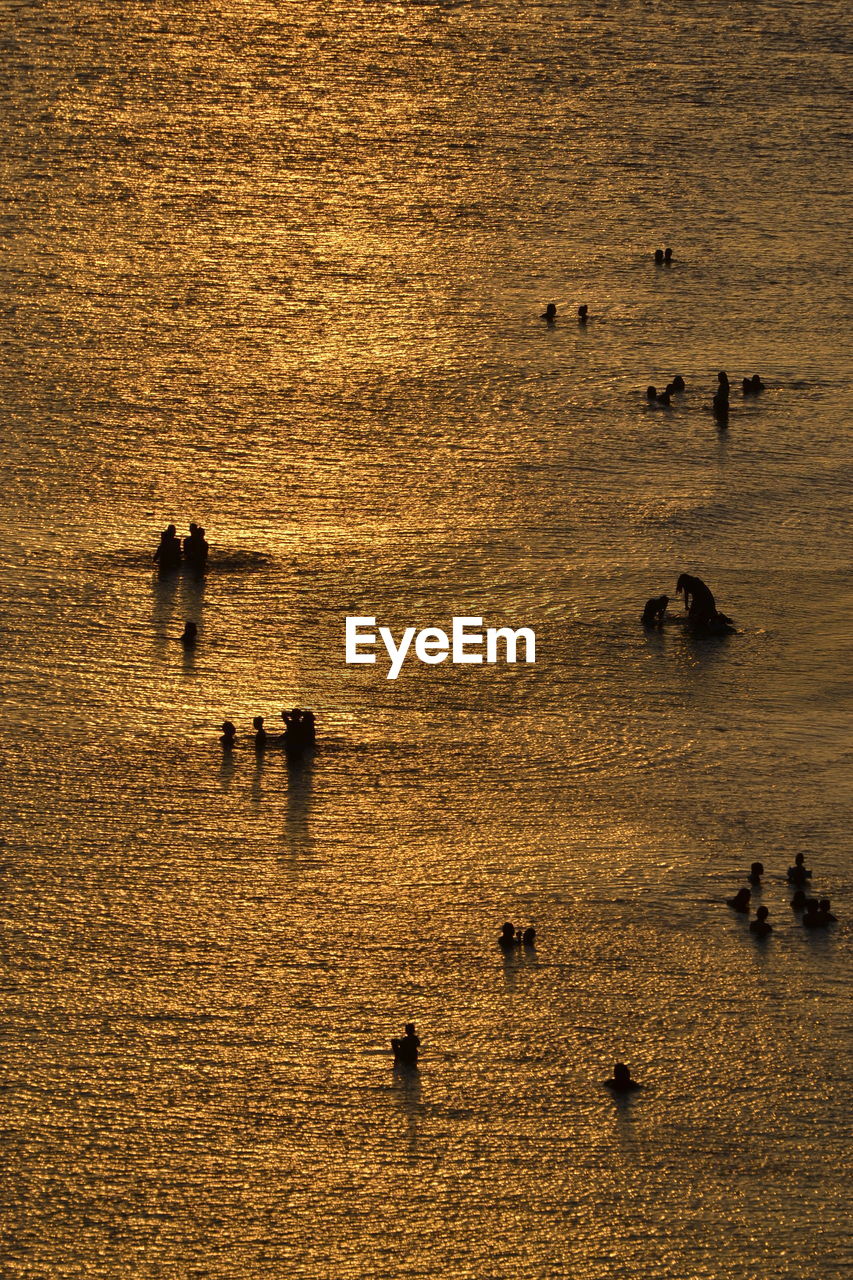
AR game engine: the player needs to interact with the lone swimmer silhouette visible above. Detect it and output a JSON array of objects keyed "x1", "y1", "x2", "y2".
[{"x1": 391, "y1": 1023, "x2": 420, "y2": 1067}]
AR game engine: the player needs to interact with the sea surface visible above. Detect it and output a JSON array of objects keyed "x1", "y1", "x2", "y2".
[{"x1": 1, "y1": 2, "x2": 851, "y2": 1277}]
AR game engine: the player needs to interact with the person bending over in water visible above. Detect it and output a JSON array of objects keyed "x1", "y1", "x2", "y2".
[
  {"x1": 392, "y1": 1023, "x2": 420, "y2": 1067},
  {"x1": 676, "y1": 573, "x2": 718, "y2": 627},
  {"x1": 750, "y1": 905, "x2": 772, "y2": 936},
  {"x1": 727, "y1": 887, "x2": 751, "y2": 913},
  {"x1": 605, "y1": 1063, "x2": 642, "y2": 1092},
  {"x1": 642, "y1": 595, "x2": 669, "y2": 628}
]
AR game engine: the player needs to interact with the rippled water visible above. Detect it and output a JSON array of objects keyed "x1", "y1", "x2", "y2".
[{"x1": 2, "y1": 2, "x2": 851, "y2": 1277}]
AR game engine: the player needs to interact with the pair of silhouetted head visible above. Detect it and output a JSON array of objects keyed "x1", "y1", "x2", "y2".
[
  {"x1": 541, "y1": 303, "x2": 589, "y2": 323},
  {"x1": 654, "y1": 247, "x2": 673, "y2": 264}
]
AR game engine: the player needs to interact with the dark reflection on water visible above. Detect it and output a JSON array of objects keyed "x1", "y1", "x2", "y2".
[{"x1": 284, "y1": 751, "x2": 314, "y2": 855}]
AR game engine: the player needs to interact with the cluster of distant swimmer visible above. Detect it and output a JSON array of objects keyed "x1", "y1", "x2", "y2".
[
  {"x1": 498, "y1": 920, "x2": 536, "y2": 948},
  {"x1": 644, "y1": 370, "x2": 765, "y2": 414},
  {"x1": 541, "y1": 249, "x2": 768, "y2": 422},
  {"x1": 220, "y1": 708, "x2": 317, "y2": 755},
  {"x1": 726, "y1": 854, "x2": 838, "y2": 935},
  {"x1": 392, "y1": 942, "x2": 641, "y2": 1093},
  {"x1": 153, "y1": 522, "x2": 209, "y2": 572},
  {"x1": 641, "y1": 573, "x2": 734, "y2": 636}
]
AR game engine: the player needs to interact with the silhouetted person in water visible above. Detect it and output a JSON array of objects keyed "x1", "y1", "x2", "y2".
[
  {"x1": 154, "y1": 524, "x2": 181, "y2": 571},
  {"x1": 577, "y1": 304, "x2": 588, "y2": 324},
  {"x1": 606, "y1": 1063, "x2": 641, "y2": 1092},
  {"x1": 727, "y1": 887, "x2": 751, "y2": 913},
  {"x1": 802, "y1": 898, "x2": 823, "y2": 929},
  {"x1": 742, "y1": 377, "x2": 752, "y2": 396},
  {"x1": 392, "y1": 1023, "x2": 420, "y2": 1067},
  {"x1": 676, "y1": 573, "x2": 718, "y2": 627},
  {"x1": 184, "y1": 524, "x2": 209, "y2": 571},
  {"x1": 664, "y1": 247, "x2": 673, "y2": 263},
  {"x1": 656, "y1": 388, "x2": 671, "y2": 406},
  {"x1": 642, "y1": 595, "x2": 669, "y2": 628},
  {"x1": 180, "y1": 620, "x2": 197, "y2": 647},
  {"x1": 748, "y1": 861, "x2": 764, "y2": 886},
  {"x1": 252, "y1": 715, "x2": 267, "y2": 748},
  {"x1": 790, "y1": 889, "x2": 807, "y2": 913},
  {"x1": 522, "y1": 925, "x2": 536, "y2": 947},
  {"x1": 751, "y1": 374, "x2": 765, "y2": 393},
  {"x1": 498, "y1": 921, "x2": 518, "y2": 949},
  {"x1": 750, "y1": 905, "x2": 772, "y2": 936},
  {"x1": 787, "y1": 852, "x2": 811, "y2": 885},
  {"x1": 220, "y1": 720, "x2": 236, "y2": 749},
  {"x1": 654, "y1": 249, "x2": 664, "y2": 265},
  {"x1": 647, "y1": 385, "x2": 658, "y2": 402},
  {"x1": 541, "y1": 302, "x2": 557, "y2": 324},
  {"x1": 817, "y1": 898, "x2": 837, "y2": 925},
  {"x1": 281, "y1": 707, "x2": 317, "y2": 752},
  {"x1": 672, "y1": 375, "x2": 685, "y2": 393},
  {"x1": 713, "y1": 371, "x2": 730, "y2": 422}
]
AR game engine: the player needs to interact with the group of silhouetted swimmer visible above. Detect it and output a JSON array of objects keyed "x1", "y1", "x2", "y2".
[
  {"x1": 644, "y1": 370, "x2": 767, "y2": 419},
  {"x1": 390, "y1": 926, "x2": 643, "y2": 1093},
  {"x1": 646, "y1": 374, "x2": 685, "y2": 407},
  {"x1": 220, "y1": 707, "x2": 317, "y2": 754},
  {"x1": 726, "y1": 853, "x2": 838, "y2": 935},
  {"x1": 541, "y1": 302, "x2": 589, "y2": 325},
  {"x1": 642, "y1": 572, "x2": 733, "y2": 634},
  {"x1": 153, "y1": 522, "x2": 209, "y2": 572},
  {"x1": 498, "y1": 920, "x2": 536, "y2": 948}
]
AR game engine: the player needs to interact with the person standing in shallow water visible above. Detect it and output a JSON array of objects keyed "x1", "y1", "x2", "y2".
[
  {"x1": 605, "y1": 1063, "x2": 641, "y2": 1092},
  {"x1": 391, "y1": 1023, "x2": 420, "y2": 1067}
]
